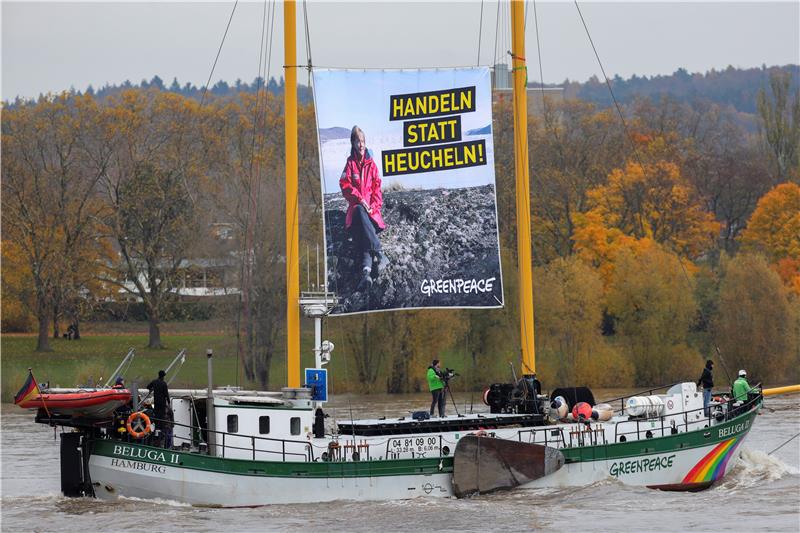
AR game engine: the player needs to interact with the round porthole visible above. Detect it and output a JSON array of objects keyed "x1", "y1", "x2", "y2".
[
  {"x1": 442, "y1": 446, "x2": 450, "y2": 456},
  {"x1": 619, "y1": 435, "x2": 627, "y2": 443}
]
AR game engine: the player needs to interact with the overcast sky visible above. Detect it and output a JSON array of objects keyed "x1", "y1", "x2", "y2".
[{"x1": 2, "y1": 1, "x2": 798, "y2": 100}]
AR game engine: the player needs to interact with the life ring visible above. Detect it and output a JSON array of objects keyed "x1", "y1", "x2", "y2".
[{"x1": 126, "y1": 412, "x2": 152, "y2": 439}]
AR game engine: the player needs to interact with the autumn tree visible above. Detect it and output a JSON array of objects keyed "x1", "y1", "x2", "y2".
[
  {"x1": 637, "y1": 96, "x2": 777, "y2": 252},
  {"x1": 1, "y1": 241, "x2": 35, "y2": 332},
  {"x1": 1, "y1": 94, "x2": 111, "y2": 350},
  {"x1": 713, "y1": 253, "x2": 798, "y2": 383},
  {"x1": 533, "y1": 256, "x2": 630, "y2": 387},
  {"x1": 529, "y1": 99, "x2": 626, "y2": 262},
  {"x1": 605, "y1": 243, "x2": 701, "y2": 385},
  {"x1": 357, "y1": 310, "x2": 466, "y2": 394},
  {"x1": 757, "y1": 71, "x2": 800, "y2": 181},
  {"x1": 573, "y1": 138, "x2": 720, "y2": 272},
  {"x1": 739, "y1": 182, "x2": 800, "y2": 293},
  {"x1": 339, "y1": 315, "x2": 383, "y2": 391}
]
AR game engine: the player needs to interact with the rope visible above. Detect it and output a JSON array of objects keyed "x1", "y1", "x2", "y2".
[{"x1": 768, "y1": 432, "x2": 800, "y2": 456}]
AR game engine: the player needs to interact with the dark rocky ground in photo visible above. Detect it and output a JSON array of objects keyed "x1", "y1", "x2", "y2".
[{"x1": 324, "y1": 184, "x2": 503, "y2": 314}]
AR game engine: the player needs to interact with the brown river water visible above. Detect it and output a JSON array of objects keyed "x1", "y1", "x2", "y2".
[{"x1": 1, "y1": 391, "x2": 798, "y2": 532}]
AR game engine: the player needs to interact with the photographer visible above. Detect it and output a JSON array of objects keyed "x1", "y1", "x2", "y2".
[{"x1": 427, "y1": 359, "x2": 446, "y2": 418}]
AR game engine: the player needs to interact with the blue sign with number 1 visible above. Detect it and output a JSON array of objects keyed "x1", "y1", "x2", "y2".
[{"x1": 305, "y1": 368, "x2": 328, "y2": 402}]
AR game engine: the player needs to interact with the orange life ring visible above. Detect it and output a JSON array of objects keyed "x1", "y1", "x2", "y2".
[{"x1": 126, "y1": 412, "x2": 152, "y2": 439}]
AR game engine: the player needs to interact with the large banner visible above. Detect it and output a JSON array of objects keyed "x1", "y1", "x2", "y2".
[{"x1": 313, "y1": 68, "x2": 503, "y2": 314}]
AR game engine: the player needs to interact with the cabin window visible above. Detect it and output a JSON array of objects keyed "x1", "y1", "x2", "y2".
[
  {"x1": 259, "y1": 416, "x2": 270, "y2": 434},
  {"x1": 290, "y1": 417, "x2": 301, "y2": 435},
  {"x1": 227, "y1": 414, "x2": 238, "y2": 433}
]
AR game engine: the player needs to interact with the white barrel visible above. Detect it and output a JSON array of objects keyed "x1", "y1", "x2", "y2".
[
  {"x1": 592, "y1": 403, "x2": 614, "y2": 422},
  {"x1": 626, "y1": 395, "x2": 664, "y2": 417}
]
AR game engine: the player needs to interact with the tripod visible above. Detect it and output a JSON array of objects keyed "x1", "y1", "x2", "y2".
[{"x1": 444, "y1": 380, "x2": 461, "y2": 417}]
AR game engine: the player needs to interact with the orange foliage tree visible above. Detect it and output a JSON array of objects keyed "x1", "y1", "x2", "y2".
[
  {"x1": 740, "y1": 182, "x2": 800, "y2": 293},
  {"x1": 572, "y1": 138, "x2": 720, "y2": 285}
]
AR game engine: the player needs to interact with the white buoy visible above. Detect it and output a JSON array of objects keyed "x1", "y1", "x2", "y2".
[{"x1": 592, "y1": 403, "x2": 614, "y2": 421}]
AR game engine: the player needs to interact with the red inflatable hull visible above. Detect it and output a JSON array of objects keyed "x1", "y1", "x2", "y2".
[{"x1": 17, "y1": 389, "x2": 131, "y2": 418}]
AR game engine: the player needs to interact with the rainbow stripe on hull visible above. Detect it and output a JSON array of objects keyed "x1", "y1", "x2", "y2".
[
  {"x1": 682, "y1": 436, "x2": 743, "y2": 484},
  {"x1": 647, "y1": 436, "x2": 744, "y2": 492}
]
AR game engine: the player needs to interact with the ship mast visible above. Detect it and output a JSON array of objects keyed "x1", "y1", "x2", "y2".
[
  {"x1": 511, "y1": 0, "x2": 537, "y2": 375},
  {"x1": 285, "y1": 0, "x2": 300, "y2": 388}
]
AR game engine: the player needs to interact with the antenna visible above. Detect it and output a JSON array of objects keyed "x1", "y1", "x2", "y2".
[{"x1": 316, "y1": 243, "x2": 320, "y2": 291}]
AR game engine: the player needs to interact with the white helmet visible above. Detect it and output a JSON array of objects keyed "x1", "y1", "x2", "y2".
[{"x1": 738, "y1": 369, "x2": 747, "y2": 377}]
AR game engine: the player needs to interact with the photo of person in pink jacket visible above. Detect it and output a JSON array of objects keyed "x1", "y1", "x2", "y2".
[{"x1": 339, "y1": 125, "x2": 389, "y2": 291}]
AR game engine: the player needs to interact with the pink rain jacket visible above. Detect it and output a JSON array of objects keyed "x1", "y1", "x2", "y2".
[{"x1": 339, "y1": 152, "x2": 385, "y2": 230}]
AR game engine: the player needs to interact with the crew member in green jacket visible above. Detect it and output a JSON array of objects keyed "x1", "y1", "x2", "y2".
[
  {"x1": 427, "y1": 359, "x2": 445, "y2": 417},
  {"x1": 732, "y1": 369, "x2": 753, "y2": 402}
]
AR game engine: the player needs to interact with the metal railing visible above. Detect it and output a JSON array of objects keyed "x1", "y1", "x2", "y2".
[
  {"x1": 518, "y1": 385, "x2": 762, "y2": 449},
  {"x1": 139, "y1": 417, "x2": 316, "y2": 462},
  {"x1": 611, "y1": 385, "x2": 762, "y2": 445}
]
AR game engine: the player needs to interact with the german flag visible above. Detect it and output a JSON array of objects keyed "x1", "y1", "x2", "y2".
[{"x1": 14, "y1": 370, "x2": 40, "y2": 405}]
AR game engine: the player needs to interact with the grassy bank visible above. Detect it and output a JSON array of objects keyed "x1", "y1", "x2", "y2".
[
  {"x1": 1, "y1": 334, "x2": 251, "y2": 403},
  {"x1": 1, "y1": 326, "x2": 511, "y2": 403}
]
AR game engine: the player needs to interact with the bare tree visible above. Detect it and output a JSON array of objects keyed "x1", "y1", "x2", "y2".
[
  {"x1": 757, "y1": 71, "x2": 800, "y2": 181},
  {"x1": 99, "y1": 90, "x2": 210, "y2": 348}
]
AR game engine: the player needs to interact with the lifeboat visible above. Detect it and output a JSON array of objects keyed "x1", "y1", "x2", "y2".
[{"x1": 16, "y1": 389, "x2": 131, "y2": 418}]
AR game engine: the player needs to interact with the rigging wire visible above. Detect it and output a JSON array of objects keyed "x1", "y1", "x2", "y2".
[
  {"x1": 768, "y1": 431, "x2": 800, "y2": 456},
  {"x1": 200, "y1": 0, "x2": 240, "y2": 109},
  {"x1": 477, "y1": 0, "x2": 484, "y2": 66},
  {"x1": 303, "y1": 0, "x2": 314, "y2": 86},
  {"x1": 573, "y1": 1, "x2": 633, "y2": 152},
  {"x1": 240, "y1": 0, "x2": 275, "y2": 387},
  {"x1": 532, "y1": 0, "x2": 560, "y2": 139},
  {"x1": 493, "y1": 0, "x2": 501, "y2": 67}
]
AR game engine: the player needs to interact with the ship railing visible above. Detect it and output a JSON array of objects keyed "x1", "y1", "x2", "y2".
[
  {"x1": 611, "y1": 384, "x2": 762, "y2": 445},
  {"x1": 150, "y1": 417, "x2": 315, "y2": 462},
  {"x1": 517, "y1": 426, "x2": 567, "y2": 448},
  {"x1": 516, "y1": 386, "x2": 762, "y2": 449},
  {"x1": 604, "y1": 382, "x2": 763, "y2": 418},
  {"x1": 599, "y1": 382, "x2": 682, "y2": 415}
]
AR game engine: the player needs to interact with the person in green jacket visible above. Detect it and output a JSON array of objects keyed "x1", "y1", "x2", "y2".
[
  {"x1": 732, "y1": 369, "x2": 752, "y2": 402},
  {"x1": 427, "y1": 359, "x2": 445, "y2": 417}
]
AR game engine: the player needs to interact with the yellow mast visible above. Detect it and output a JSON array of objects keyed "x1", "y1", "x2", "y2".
[
  {"x1": 284, "y1": 0, "x2": 300, "y2": 388},
  {"x1": 511, "y1": 0, "x2": 536, "y2": 375}
]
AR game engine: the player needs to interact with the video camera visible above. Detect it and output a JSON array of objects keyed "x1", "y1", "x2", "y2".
[{"x1": 439, "y1": 367, "x2": 458, "y2": 385}]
